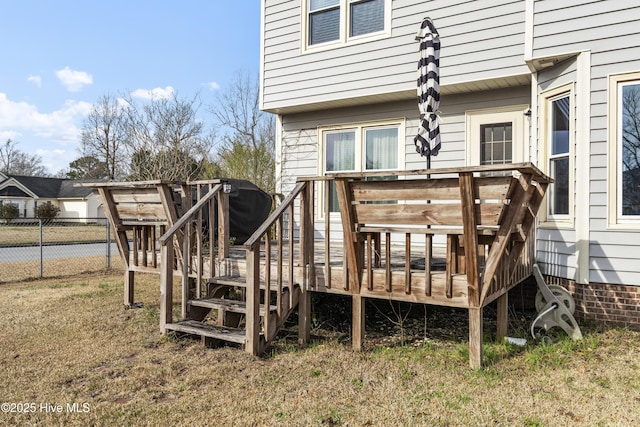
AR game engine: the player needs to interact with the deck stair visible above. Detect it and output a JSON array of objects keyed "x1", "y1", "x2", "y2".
[
  {"x1": 156, "y1": 178, "x2": 314, "y2": 356},
  {"x1": 163, "y1": 274, "x2": 300, "y2": 351}
]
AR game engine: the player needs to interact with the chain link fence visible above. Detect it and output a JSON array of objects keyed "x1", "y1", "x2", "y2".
[{"x1": 0, "y1": 218, "x2": 123, "y2": 283}]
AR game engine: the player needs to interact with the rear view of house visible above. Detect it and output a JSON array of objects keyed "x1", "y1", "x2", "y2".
[{"x1": 260, "y1": 0, "x2": 640, "y2": 327}]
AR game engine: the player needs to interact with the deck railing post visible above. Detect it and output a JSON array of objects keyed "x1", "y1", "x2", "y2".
[
  {"x1": 245, "y1": 246, "x2": 261, "y2": 355},
  {"x1": 335, "y1": 178, "x2": 362, "y2": 290},
  {"x1": 459, "y1": 172, "x2": 480, "y2": 307},
  {"x1": 160, "y1": 240, "x2": 174, "y2": 333},
  {"x1": 324, "y1": 179, "x2": 332, "y2": 289},
  {"x1": 196, "y1": 183, "x2": 203, "y2": 298},
  {"x1": 182, "y1": 222, "x2": 190, "y2": 319},
  {"x1": 298, "y1": 182, "x2": 313, "y2": 344},
  {"x1": 218, "y1": 183, "x2": 230, "y2": 275}
]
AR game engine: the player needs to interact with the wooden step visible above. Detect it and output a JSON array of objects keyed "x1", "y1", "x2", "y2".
[
  {"x1": 164, "y1": 320, "x2": 247, "y2": 344},
  {"x1": 188, "y1": 297, "x2": 277, "y2": 316}
]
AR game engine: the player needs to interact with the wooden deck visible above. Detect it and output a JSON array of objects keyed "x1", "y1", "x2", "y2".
[{"x1": 83, "y1": 163, "x2": 550, "y2": 369}]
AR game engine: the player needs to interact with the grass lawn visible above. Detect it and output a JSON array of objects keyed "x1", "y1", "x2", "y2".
[
  {"x1": 1, "y1": 272, "x2": 639, "y2": 426},
  {"x1": 0, "y1": 223, "x2": 109, "y2": 246}
]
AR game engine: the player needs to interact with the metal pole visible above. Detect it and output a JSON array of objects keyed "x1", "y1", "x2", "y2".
[
  {"x1": 426, "y1": 152, "x2": 431, "y2": 172},
  {"x1": 106, "y1": 221, "x2": 111, "y2": 269},
  {"x1": 39, "y1": 219, "x2": 43, "y2": 278}
]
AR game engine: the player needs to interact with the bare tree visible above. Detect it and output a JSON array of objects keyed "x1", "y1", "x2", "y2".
[
  {"x1": 80, "y1": 93, "x2": 127, "y2": 180},
  {"x1": 209, "y1": 71, "x2": 275, "y2": 193},
  {"x1": 622, "y1": 85, "x2": 640, "y2": 214},
  {"x1": 0, "y1": 139, "x2": 48, "y2": 176},
  {"x1": 122, "y1": 92, "x2": 213, "y2": 181}
]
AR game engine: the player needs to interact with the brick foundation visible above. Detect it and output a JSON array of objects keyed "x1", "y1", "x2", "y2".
[{"x1": 541, "y1": 275, "x2": 640, "y2": 329}]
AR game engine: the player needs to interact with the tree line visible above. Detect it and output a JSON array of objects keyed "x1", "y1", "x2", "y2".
[{"x1": 0, "y1": 71, "x2": 275, "y2": 193}]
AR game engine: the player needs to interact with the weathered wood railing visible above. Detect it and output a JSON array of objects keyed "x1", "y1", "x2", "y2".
[
  {"x1": 239, "y1": 181, "x2": 313, "y2": 354},
  {"x1": 79, "y1": 180, "x2": 182, "y2": 307},
  {"x1": 84, "y1": 164, "x2": 548, "y2": 368},
  {"x1": 323, "y1": 163, "x2": 550, "y2": 368},
  {"x1": 157, "y1": 182, "x2": 229, "y2": 331}
]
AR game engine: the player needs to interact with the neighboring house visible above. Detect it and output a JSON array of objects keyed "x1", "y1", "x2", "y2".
[
  {"x1": 260, "y1": 0, "x2": 640, "y2": 327},
  {"x1": 0, "y1": 174, "x2": 102, "y2": 221}
]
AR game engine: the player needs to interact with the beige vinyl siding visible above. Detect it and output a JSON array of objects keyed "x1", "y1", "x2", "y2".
[
  {"x1": 262, "y1": 0, "x2": 528, "y2": 112},
  {"x1": 535, "y1": 57, "x2": 579, "y2": 280},
  {"x1": 536, "y1": 228, "x2": 578, "y2": 279},
  {"x1": 532, "y1": 0, "x2": 640, "y2": 285},
  {"x1": 278, "y1": 87, "x2": 531, "y2": 241},
  {"x1": 533, "y1": 0, "x2": 640, "y2": 58},
  {"x1": 278, "y1": 86, "x2": 530, "y2": 188}
]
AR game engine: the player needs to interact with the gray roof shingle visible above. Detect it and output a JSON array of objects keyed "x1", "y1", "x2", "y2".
[{"x1": 1, "y1": 175, "x2": 97, "y2": 199}]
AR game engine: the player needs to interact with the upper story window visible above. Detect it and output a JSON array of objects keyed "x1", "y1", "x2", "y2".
[
  {"x1": 609, "y1": 72, "x2": 640, "y2": 227},
  {"x1": 305, "y1": 0, "x2": 389, "y2": 50}
]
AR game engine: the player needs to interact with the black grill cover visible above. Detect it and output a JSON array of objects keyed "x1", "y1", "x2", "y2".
[{"x1": 206, "y1": 179, "x2": 272, "y2": 245}]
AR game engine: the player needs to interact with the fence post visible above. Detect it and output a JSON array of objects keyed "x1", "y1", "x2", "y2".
[
  {"x1": 106, "y1": 221, "x2": 111, "y2": 269},
  {"x1": 39, "y1": 218, "x2": 43, "y2": 278}
]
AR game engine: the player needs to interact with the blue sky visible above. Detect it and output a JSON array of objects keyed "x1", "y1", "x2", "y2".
[{"x1": 0, "y1": 1, "x2": 261, "y2": 175}]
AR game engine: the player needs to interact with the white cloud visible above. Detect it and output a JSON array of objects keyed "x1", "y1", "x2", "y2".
[
  {"x1": 0, "y1": 92, "x2": 91, "y2": 144},
  {"x1": 0, "y1": 93, "x2": 93, "y2": 173},
  {"x1": 0, "y1": 130, "x2": 20, "y2": 141},
  {"x1": 27, "y1": 75, "x2": 42, "y2": 88},
  {"x1": 35, "y1": 148, "x2": 75, "y2": 174},
  {"x1": 205, "y1": 81, "x2": 220, "y2": 91},
  {"x1": 55, "y1": 66, "x2": 93, "y2": 92},
  {"x1": 130, "y1": 86, "x2": 175, "y2": 100}
]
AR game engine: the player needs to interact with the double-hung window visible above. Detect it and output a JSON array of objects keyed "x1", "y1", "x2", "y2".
[
  {"x1": 541, "y1": 84, "x2": 573, "y2": 224},
  {"x1": 306, "y1": 0, "x2": 388, "y2": 49},
  {"x1": 322, "y1": 122, "x2": 402, "y2": 212},
  {"x1": 609, "y1": 72, "x2": 640, "y2": 226},
  {"x1": 548, "y1": 94, "x2": 571, "y2": 217}
]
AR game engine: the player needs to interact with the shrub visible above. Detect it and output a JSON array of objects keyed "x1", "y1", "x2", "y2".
[
  {"x1": 0, "y1": 204, "x2": 19, "y2": 224},
  {"x1": 36, "y1": 203, "x2": 61, "y2": 219}
]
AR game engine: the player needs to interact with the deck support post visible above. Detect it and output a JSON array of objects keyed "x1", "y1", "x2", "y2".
[
  {"x1": 124, "y1": 270, "x2": 135, "y2": 308},
  {"x1": 469, "y1": 307, "x2": 483, "y2": 369},
  {"x1": 352, "y1": 295, "x2": 365, "y2": 351},
  {"x1": 298, "y1": 287, "x2": 311, "y2": 345},
  {"x1": 496, "y1": 292, "x2": 508, "y2": 342}
]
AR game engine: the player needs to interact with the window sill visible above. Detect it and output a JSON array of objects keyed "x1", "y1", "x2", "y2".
[
  {"x1": 607, "y1": 221, "x2": 640, "y2": 231},
  {"x1": 538, "y1": 219, "x2": 575, "y2": 230},
  {"x1": 302, "y1": 30, "x2": 390, "y2": 54}
]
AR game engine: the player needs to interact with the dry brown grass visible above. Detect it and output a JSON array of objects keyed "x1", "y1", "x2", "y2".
[
  {"x1": 0, "y1": 258, "x2": 124, "y2": 283},
  {"x1": 0, "y1": 224, "x2": 108, "y2": 246},
  {"x1": 1, "y1": 272, "x2": 639, "y2": 426}
]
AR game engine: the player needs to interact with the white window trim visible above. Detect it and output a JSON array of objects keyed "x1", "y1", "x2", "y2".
[
  {"x1": 608, "y1": 71, "x2": 640, "y2": 229},
  {"x1": 318, "y1": 118, "x2": 405, "y2": 217},
  {"x1": 465, "y1": 105, "x2": 529, "y2": 166},
  {"x1": 539, "y1": 83, "x2": 575, "y2": 228},
  {"x1": 301, "y1": 0, "x2": 392, "y2": 53}
]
